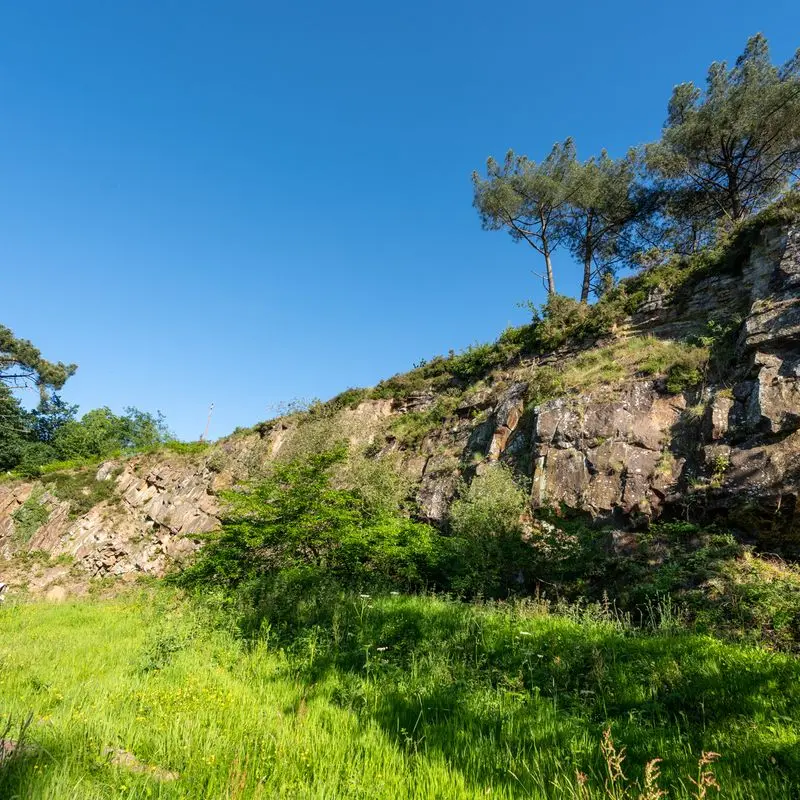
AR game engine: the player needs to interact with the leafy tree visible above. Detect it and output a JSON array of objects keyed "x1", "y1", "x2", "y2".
[
  {"x1": 560, "y1": 150, "x2": 642, "y2": 301},
  {"x1": 123, "y1": 407, "x2": 173, "y2": 449},
  {"x1": 0, "y1": 386, "x2": 27, "y2": 471},
  {"x1": 472, "y1": 139, "x2": 576, "y2": 296},
  {"x1": 52, "y1": 408, "x2": 129, "y2": 460},
  {"x1": 0, "y1": 324, "x2": 77, "y2": 399},
  {"x1": 28, "y1": 394, "x2": 78, "y2": 443},
  {"x1": 647, "y1": 34, "x2": 800, "y2": 227},
  {"x1": 52, "y1": 406, "x2": 172, "y2": 461},
  {"x1": 448, "y1": 465, "x2": 530, "y2": 596}
]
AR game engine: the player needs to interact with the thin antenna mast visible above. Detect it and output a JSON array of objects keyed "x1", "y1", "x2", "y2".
[{"x1": 200, "y1": 402, "x2": 215, "y2": 442}]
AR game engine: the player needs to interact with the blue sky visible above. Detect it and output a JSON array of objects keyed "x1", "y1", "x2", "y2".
[{"x1": 1, "y1": 2, "x2": 798, "y2": 440}]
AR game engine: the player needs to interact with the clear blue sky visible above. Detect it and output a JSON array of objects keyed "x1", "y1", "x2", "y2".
[{"x1": 2, "y1": 2, "x2": 798, "y2": 440}]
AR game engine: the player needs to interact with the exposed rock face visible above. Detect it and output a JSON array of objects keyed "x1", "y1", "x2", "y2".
[
  {"x1": 531, "y1": 384, "x2": 686, "y2": 518},
  {"x1": 528, "y1": 222, "x2": 800, "y2": 547},
  {"x1": 716, "y1": 226, "x2": 800, "y2": 547},
  {"x1": 0, "y1": 456, "x2": 221, "y2": 586},
  {"x1": 2, "y1": 220, "x2": 800, "y2": 585}
]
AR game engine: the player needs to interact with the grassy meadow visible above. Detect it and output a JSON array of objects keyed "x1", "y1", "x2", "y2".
[{"x1": 1, "y1": 589, "x2": 799, "y2": 799}]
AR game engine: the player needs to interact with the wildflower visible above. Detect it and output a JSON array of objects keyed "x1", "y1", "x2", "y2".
[
  {"x1": 359, "y1": 594, "x2": 371, "y2": 599},
  {"x1": 376, "y1": 646, "x2": 388, "y2": 652}
]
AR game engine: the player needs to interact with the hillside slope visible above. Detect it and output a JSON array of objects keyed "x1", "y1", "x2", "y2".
[{"x1": 1, "y1": 213, "x2": 799, "y2": 592}]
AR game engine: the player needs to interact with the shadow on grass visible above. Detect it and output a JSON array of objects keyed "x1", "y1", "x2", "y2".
[{"x1": 261, "y1": 594, "x2": 800, "y2": 797}]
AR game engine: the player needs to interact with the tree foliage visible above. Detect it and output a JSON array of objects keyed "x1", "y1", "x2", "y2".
[
  {"x1": 647, "y1": 35, "x2": 800, "y2": 226},
  {"x1": 447, "y1": 465, "x2": 530, "y2": 596},
  {"x1": 474, "y1": 33, "x2": 800, "y2": 302},
  {"x1": 472, "y1": 139, "x2": 575, "y2": 295},
  {"x1": 559, "y1": 150, "x2": 643, "y2": 301},
  {"x1": 50, "y1": 406, "x2": 172, "y2": 461},
  {"x1": 0, "y1": 386, "x2": 27, "y2": 472},
  {"x1": 0, "y1": 324, "x2": 77, "y2": 399},
  {"x1": 0, "y1": 323, "x2": 174, "y2": 474}
]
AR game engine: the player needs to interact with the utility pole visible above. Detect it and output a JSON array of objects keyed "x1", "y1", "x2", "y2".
[{"x1": 199, "y1": 402, "x2": 215, "y2": 442}]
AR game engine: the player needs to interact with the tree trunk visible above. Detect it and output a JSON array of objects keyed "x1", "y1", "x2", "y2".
[
  {"x1": 581, "y1": 215, "x2": 593, "y2": 303},
  {"x1": 581, "y1": 247, "x2": 591, "y2": 303},
  {"x1": 730, "y1": 191, "x2": 744, "y2": 222},
  {"x1": 726, "y1": 167, "x2": 744, "y2": 221},
  {"x1": 542, "y1": 237, "x2": 556, "y2": 296}
]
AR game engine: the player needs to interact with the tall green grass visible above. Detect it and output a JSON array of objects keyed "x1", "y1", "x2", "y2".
[{"x1": 1, "y1": 590, "x2": 798, "y2": 798}]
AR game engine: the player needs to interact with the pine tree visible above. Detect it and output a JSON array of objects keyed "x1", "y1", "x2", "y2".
[
  {"x1": 647, "y1": 34, "x2": 800, "y2": 228},
  {"x1": 472, "y1": 139, "x2": 576, "y2": 296}
]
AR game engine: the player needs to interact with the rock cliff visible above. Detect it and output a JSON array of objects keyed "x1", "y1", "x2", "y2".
[{"x1": 2, "y1": 216, "x2": 799, "y2": 591}]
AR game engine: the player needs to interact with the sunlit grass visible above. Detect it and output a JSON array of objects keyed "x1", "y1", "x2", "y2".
[{"x1": 0, "y1": 590, "x2": 798, "y2": 798}]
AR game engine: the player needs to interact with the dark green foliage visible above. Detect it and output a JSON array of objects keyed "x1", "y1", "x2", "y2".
[
  {"x1": 53, "y1": 406, "x2": 172, "y2": 462},
  {"x1": 558, "y1": 149, "x2": 644, "y2": 301},
  {"x1": 174, "y1": 439, "x2": 800, "y2": 656},
  {"x1": 473, "y1": 141, "x2": 652, "y2": 301},
  {"x1": 0, "y1": 324, "x2": 76, "y2": 399},
  {"x1": 13, "y1": 443, "x2": 60, "y2": 478},
  {"x1": 519, "y1": 514, "x2": 800, "y2": 653},
  {"x1": 447, "y1": 466, "x2": 532, "y2": 597},
  {"x1": 665, "y1": 362, "x2": 704, "y2": 394},
  {"x1": 0, "y1": 387, "x2": 63, "y2": 476},
  {"x1": 601, "y1": 523, "x2": 800, "y2": 652},
  {"x1": 0, "y1": 386, "x2": 26, "y2": 472},
  {"x1": 647, "y1": 34, "x2": 800, "y2": 227},
  {"x1": 474, "y1": 34, "x2": 800, "y2": 300},
  {"x1": 177, "y1": 447, "x2": 448, "y2": 597},
  {"x1": 524, "y1": 293, "x2": 599, "y2": 351},
  {"x1": 28, "y1": 395, "x2": 78, "y2": 443},
  {"x1": 0, "y1": 374, "x2": 174, "y2": 476}
]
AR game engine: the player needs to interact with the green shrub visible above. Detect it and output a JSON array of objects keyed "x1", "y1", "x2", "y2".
[
  {"x1": 447, "y1": 465, "x2": 531, "y2": 596},
  {"x1": 447, "y1": 342, "x2": 505, "y2": 381},
  {"x1": 41, "y1": 468, "x2": 117, "y2": 519},
  {"x1": 525, "y1": 365, "x2": 565, "y2": 407},
  {"x1": 389, "y1": 396, "x2": 459, "y2": 447},
  {"x1": 665, "y1": 362, "x2": 704, "y2": 394},
  {"x1": 176, "y1": 447, "x2": 448, "y2": 601},
  {"x1": 162, "y1": 440, "x2": 212, "y2": 456},
  {"x1": 334, "y1": 448, "x2": 412, "y2": 517},
  {"x1": 11, "y1": 488, "x2": 50, "y2": 544},
  {"x1": 317, "y1": 387, "x2": 370, "y2": 414}
]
